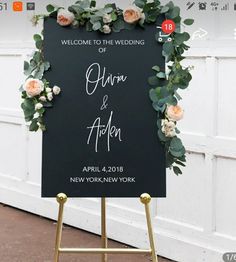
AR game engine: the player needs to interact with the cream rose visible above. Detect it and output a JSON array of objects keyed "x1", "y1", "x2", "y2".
[
  {"x1": 46, "y1": 87, "x2": 52, "y2": 93},
  {"x1": 53, "y1": 86, "x2": 61, "y2": 95},
  {"x1": 57, "y1": 9, "x2": 75, "y2": 26},
  {"x1": 103, "y1": 14, "x2": 112, "y2": 24},
  {"x1": 35, "y1": 103, "x2": 43, "y2": 110},
  {"x1": 166, "y1": 105, "x2": 184, "y2": 121},
  {"x1": 123, "y1": 6, "x2": 142, "y2": 24},
  {"x1": 24, "y1": 78, "x2": 44, "y2": 97},
  {"x1": 47, "y1": 92, "x2": 53, "y2": 101},
  {"x1": 39, "y1": 96, "x2": 47, "y2": 102},
  {"x1": 103, "y1": 25, "x2": 111, "y2": 34},
  {"x1": 161, "y1": 119, "x2": 176, "y2": 138}
]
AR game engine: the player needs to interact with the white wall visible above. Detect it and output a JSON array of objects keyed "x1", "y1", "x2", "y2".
[{"x1": 0, "y1": 1, "x2": 235, "y2": 261}]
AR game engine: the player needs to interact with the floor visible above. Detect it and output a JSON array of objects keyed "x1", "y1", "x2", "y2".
[{"x1": 0, "y1": 203, "x2": 173, "y2": 262}]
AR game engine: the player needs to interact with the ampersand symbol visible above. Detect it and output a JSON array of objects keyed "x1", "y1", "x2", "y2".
[{"x1": 100, "y1": 95, "x2": 108, "y2": 110}]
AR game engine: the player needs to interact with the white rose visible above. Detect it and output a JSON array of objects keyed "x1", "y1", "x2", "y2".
[
  {"x1": 103, "y1": 14, "x2": 112, "y2": 24},
  {"x1": 140, "y1": 12, "x2": 145, "y2": 24},
  {"x1": 166, "y1": 129, "x2": 176, "y2": 137},
  {"x1": 103, "y1": 25, "x2": 111, "y2": 34},
  {"x1": 34, "y1": 112, "x2": 39, "y2": 118},
  {"x1": 46, "y1": 87, "x2": 52, "y2": 93},
  {"x1": 39, "y1": 96, "x2": 47, "y2": 102},
  {"x1": 47, "y1": 92, "x2": 53, "y2": 101},
  {"x1": 53, "y1": 85, "x2": 61, "y2": 95},
  {"x1": 35, "y1": 103, "x2": 43, "y2": 110},
  {"x1": 57, "y1": 9, "x2": 75, "y2": 26},
  {"x1": 161, "y1": 119, "x2": 176, "y2": 137}
]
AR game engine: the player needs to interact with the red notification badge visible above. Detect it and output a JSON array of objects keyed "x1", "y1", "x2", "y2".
[{"x1": 161, "y1": 20, "x2": 176, "y2": 34}]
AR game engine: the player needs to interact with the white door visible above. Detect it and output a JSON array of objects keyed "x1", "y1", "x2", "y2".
[{"x1": 0, "y1": 1, "x2": 235, "y2": 261}]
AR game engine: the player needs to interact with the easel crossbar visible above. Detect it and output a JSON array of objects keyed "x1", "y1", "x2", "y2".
[
  {"x1": 59, "y1": 248, "x2": 152, "y2": 254},
  {"x1": 54, "y1": 193, "x2": 158, "y2": 262}
]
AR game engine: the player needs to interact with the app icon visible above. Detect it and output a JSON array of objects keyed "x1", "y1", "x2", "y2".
[
  {"x1": 210, "y1": 2, "x2": 219, "y2": 11},
  {"x1": 192, "y1": 28, "x2": 208, "y2": 40},
  {"x1": 27, "y1": 2, "x2": 35, "y2": 11},
  {"x1": 198, "y1": 2, "x2": 207, "y2": 10},
  {"x1": 186, "y1": 2, "x2": 195, "y2": 10},
  {"x1": 161, "y1": 20, "x2": 176, "y2": 34},
  {"x1": 13, "y1": 1, "x2": 23, "y2": 12},
  {"x1": 221, "y1": 3, "x2": 229, "y2": 11}
]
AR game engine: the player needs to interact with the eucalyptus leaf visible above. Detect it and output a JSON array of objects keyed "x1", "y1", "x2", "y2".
[
  {"x1": 160, "y1": 6, "x2": 169, "y2": 13},
  {"x1": 24, "y1": 61, "x2": 31, "y2": 76},
  {"x1": 44, "y1": 61, "x2": 50, "y2": 71},
  {"x1": 170, "y1": 137, "x2": 184, "y2": 151},
  {"x1": 80, "y1": 0, "x2": 91, "y2": 9},
  {"x1": 90, "y1": 16, "x2": 101, "y2": 24},
  {"x1": 36, "y1": 40, "x2": 43, "y2": 50},
  {"x1": 134, "y1": 0, "x2": 146, "y2": 8},
  {"x1": 33, "y1": 34, "x2": 42, "y2": 42},
  {"x1": 33, "y1": 51, "x2": 41, "y2": 63},
  {"x1": 34, "y1": 64, "x2": 45, "y2": 79},
  {"x1": 92, "y1": 21, "x2": 102, "y2": 31},
  {"x1": 19, "y1": 85, "x2": 24, "y2": 92},
  {"x1": 112, "y1": 18, "x2": 125, "y2": 32},
  {"x1": 174, "y1": 32, "x2": 190, "y2": 45},
  {"x1": 152, "y1": 65, "x2": 160, "y2": 72},
  {"x1": 148, "y1": 76, "x2": 159, "y2": 86},
  {"x1": 86, "y1": 21, "x2": 93, "y2": 31},
  {"x1": 156, "y1": 72, "x2": 166, "y2": 79},
  {"x1": 152, "y1": 101, "x2": 165, "y2": 112},
  {"x1": 29, "y1": 119, "x2": 39, "y2": 132},
  {"x1": 111, "y1": 12, "x2": 117, "y2": 21},
  {"x1": 46, "y1": 4, "x2": 55, "y2": 13},
  {"x1": 163, "y1": 42, "x2": 174, "y2": 55},
  {"x1": 174, "y1": 91, "x2": 182, "y2": 100},
  {"x1": 175, "y1": 160, "x2": 185, "y2": 167},
  {"x1": 158, "y1": 130, "x2": 170, "y2": 142},
  {"x1": 149, "y1": 89, "x2": 158, "y2": 102},
  {"x1": 157, "y1": 119, "x2": 162, "y2": 128},
  {"x1": 183, "y1": 18, "x2": 194, "y2": 26},
  {"x1": 173, "y1": 166, "x2": 182, "y2": 175},
  {"x1": 103, "y1": 7, "x2": 113, "y2": 13},
  {"x1": 169, "y1": 6, "x2": 180, "y2": 19},
  {"x1": 170, "y1": 148, "x2": 185, "y2": 158}
]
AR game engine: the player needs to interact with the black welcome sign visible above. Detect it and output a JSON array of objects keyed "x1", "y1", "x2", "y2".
[{"x1": 42, "y1": 17, "x2": 166, "y2": 197}]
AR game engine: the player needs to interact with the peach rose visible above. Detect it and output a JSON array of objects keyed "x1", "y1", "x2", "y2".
[
  {"x1": 123, "y1": 6, "x2": 142, "y2": 24},
  {"x1": 24, "y1": 78, "x2": 44, "y2": 97},
  {"x1": 166, "y1": 105, "x2": 184, "y2": 121},
  {"x1": 57, "y1": 9, "x2": 75, "y2": 26}
]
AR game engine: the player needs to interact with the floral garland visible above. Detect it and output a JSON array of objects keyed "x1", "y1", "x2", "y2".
[{"x1": 21, "y1": 0, "x2": 193, "y2": 175}]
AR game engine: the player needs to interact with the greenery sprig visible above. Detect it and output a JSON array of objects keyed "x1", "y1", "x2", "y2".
[{"x1": 20, "y1": 0, "x2": 193, "y2": 175}]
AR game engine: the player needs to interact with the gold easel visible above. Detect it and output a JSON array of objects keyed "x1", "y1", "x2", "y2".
[{"x1": 54, "y1": 193, "x2": 158, "y2": 262}]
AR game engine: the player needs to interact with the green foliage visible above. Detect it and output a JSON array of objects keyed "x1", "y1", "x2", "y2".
[
  {"x1": 20, "y1": 0, "x2": 194, "y2": 175},
  {"x1": 46, "y1": 4, "x2": 55, "y2": 13},
  {"x1": 29, "y1": 119, "x2": 39, "y2": 132},
  {"x1": 112, "y1": 18, "x2": 125, "y2": 32},
  {"x1": 134, "y1": 0, "x2": 147, "y2": 9},
  {"x1": 92, "y1": 21, "x2": 101, "y2": 30},
  {"x1": 183, "y1": 18, "x2": 194, "y2": 25}
]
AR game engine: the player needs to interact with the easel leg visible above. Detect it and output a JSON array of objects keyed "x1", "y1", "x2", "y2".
[
  {"x1": 54, "y1": 193, "x2": 67, "y2": 262},
  {"x1": 140, "y1": 193, "x2": 158, "y2": 262},
  {"x1": 101, "y1": 197, "x2": 108, "y2": 262}
]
